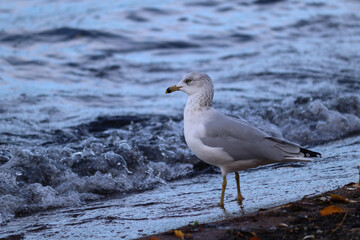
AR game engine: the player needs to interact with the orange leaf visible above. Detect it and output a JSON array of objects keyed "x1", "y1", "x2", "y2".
[
  {"x1": 320, "y1": 205, "x2": 344, "y2": 216},
  {"x1": 174, "y1": 230, "x2": 184, "y2": 239},
  {"x1": 149, "y1": 238, "x2": 159, "y2": 240},
  {"x1": 330, "y1": 193, "x2": 349, "y2": 203}
]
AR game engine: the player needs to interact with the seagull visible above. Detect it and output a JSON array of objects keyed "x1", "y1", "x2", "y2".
[{"x1": 165, "y1": 72, "x2": 321, "y2": 207}]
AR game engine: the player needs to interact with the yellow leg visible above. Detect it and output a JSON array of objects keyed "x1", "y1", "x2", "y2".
[
  {"x1": 235, "y1": 172, "x2": 244, "y2": 204},
  {"x1": 219, "y1": 176, "x2": 227, "y2": 208}
]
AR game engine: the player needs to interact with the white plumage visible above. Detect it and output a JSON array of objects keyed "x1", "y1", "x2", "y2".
[{"x1": 166, "y1": 72, "x2": 321, "y2": 207}]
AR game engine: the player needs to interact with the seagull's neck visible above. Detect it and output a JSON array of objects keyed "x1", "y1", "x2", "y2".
[{"x1": 184, "y1": 91, "x2": 213, "y2": 118}]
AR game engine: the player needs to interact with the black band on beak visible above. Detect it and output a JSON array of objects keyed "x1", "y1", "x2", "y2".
[{"x1": 165, "y1": 85, "x2": 181, "y2": 94}]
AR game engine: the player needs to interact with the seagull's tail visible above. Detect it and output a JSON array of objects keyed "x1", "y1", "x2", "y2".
[
  {"x1": 283, "y1": 147, "x2": 321, "y2": 162},
  {"x1": 283, "y1": 156, "x2": 313, "y2": 162},
  {"x1": 265, "y1": 136, "x2": 322, "y2": 162}
]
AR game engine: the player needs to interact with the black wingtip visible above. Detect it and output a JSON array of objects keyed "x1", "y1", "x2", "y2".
[
  {"x1": 165, "y1": 87, "x2": 171, "y2": 94},
  {"x1": 300, "y1": 147, "x2": 322, "y2": 158}
]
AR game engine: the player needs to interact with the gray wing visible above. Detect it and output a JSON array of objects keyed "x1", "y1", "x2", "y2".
[{"x1": 200, "y1": 112, "x2": 302, "y2": 162}]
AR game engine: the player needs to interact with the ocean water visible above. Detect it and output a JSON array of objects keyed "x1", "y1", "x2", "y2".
[{"x1": 0, "y1": 0, "x2": 360, "y2": 239}]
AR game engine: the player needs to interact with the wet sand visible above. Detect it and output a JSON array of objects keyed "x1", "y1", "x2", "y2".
[{"x1": 138, "y1": 182, "x2": 360, "y2": 240}]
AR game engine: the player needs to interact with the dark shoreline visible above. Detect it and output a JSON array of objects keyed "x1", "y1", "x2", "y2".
[{"x1": 138, "y1": 182, "x2": 360, "y2": 240}]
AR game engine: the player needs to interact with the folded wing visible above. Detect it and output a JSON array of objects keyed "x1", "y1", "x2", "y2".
[{"x1": 200, "y1": 111, "x2": 320, "y2": 163}]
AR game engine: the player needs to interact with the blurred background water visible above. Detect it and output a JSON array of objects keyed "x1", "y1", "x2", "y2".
[{"x1": 0, "y1": 0, "x2": 360, "y2": 239}]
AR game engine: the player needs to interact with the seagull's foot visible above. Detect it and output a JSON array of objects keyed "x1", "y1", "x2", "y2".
[
  {"x1": 218, "y1": 201, "x2": 225, "y2": 209},
  {"x1": 236, "y1": 194, "x2": 244, "y2": 205}
]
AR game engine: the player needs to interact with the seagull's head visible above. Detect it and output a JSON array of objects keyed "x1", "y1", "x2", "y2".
[{"x1": 165, "y1": 72, "x2": 214, "y2": 96}]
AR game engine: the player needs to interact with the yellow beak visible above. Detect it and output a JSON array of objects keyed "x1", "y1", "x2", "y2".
[{"x1": 165, "y1": 85, "x2": 181, "y2": 94}]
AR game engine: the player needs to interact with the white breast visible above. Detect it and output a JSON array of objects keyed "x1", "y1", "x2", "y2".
[{"x1": 184, "y1": 108, "x2": 233, "y2": 167}]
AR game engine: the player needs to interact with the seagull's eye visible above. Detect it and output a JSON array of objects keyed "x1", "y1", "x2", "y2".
[{"x1": 185, "y1": 79, "x2": 192, "y2": 84}]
